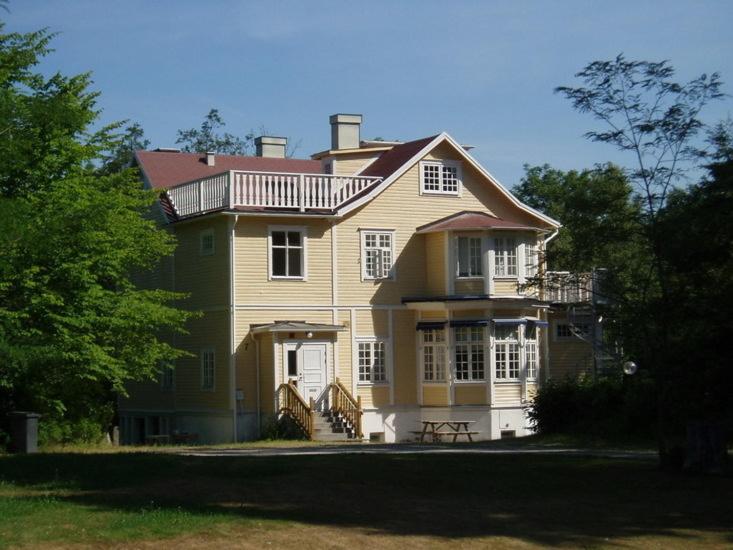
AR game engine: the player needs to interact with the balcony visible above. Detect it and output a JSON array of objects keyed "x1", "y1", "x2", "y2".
[
  {"x1": 165, "y1": 170, "x2": 383, "y2": 219},
  {"x1": 543, "y1": 271, "x2": 594, "y2": 303}
]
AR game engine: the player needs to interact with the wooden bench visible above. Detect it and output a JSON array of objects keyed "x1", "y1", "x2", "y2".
[
  {"x1": 432, "y1": 430, "x2": 480, "y2": 442},
  {"x1": 418, "y1": 420, "x2": 479, "y2": 442}
]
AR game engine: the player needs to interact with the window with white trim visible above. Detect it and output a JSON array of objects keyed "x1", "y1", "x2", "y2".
[
  {"x1": 556, "y1": 319, "x2": 591, "y2": 340},
  {"x1": 525, "y1": 325, "x2": 538, "y2": 380},
  {"x1": 422, "y1": 328, "x2": 447, "y2": 382},
  {"x1": 358, "y1": 341, "x2": 387, "y2": 383},
  {"x1": 525, "y1": 241, "x2": 539, "y2": 278},
  {"x1": 420, "y1": 161, "x2": 461, "y2": 195},
  {"x1": 494, "y1": 237, "x2": 517, "y2": 277},
  {"x1": 200, "y1": 348, "x2": 215, "y2": 390},
  {"x1": 362, "y1": 231, "x2": 394, "y2": 280},
  {"x1": 457, "y1": 236, "x2": 482, "y2": 277},
  {"x1": 494, "y1": 325, "x2": 520, "y2": 380},
  {"x1": 270, "y1": 228, "x2": 304, "y2": 278},
  {"x1": 199, "y1": 229, "x2": 215, "y2": 256},
  {"x1": 454, "y1": 326, "x2": 485, "y2": 381},
  {"x1": 159, "y1": 362, "x2": 174, "y2": 391}
]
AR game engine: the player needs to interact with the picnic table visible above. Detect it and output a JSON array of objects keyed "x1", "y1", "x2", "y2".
[{"x1": 418, "y1": 420, "x2": 478, "y2": 443}]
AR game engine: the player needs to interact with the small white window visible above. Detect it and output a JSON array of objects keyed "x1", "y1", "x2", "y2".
[
  {"x1": 200, "y1": 348, "x2": 215, "y2": 391},
  {"x1": 159, "y1": 362, "x2": 174, "y2": 391},
  {"x1": 457, "y1": 236, "x2": 482, "y2": 277},
  {"x1": 361, "y1": 230, "x2": 394, "y2": 280},
  {"x1": 494, "y1": 237, "x2": 517, "y2": 277},
  {"x1": 199, "y1": 229, "x2": 215, "y2": 256},
  {"x1": 525, "y1": 241, "x2": 539, "y2": 278},
  {"x1": 358, "y1": 340, "x2": 387, "y2": 383},
  {"x1": 422, "y1": 328, "x2": 447, "y2": 382},
  {"x1": 525, "y1": 325, "x2": 538, "y2": 380},
  {"x1": 269, "y1": 227, "x2": 306, "y2": 279},
  {"x1": 495, "y1": 325, "x2": 520, "y2": 380},
  {"x1": 419, "y1": 160, "x2": 461, "y2": 195},
  {"x1": 454, "y1": 326, "x2": 485, "y2": 381}
]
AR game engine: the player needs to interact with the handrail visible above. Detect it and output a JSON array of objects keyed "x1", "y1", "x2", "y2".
[
  {"x1": 276, "y1": 380, "x2": 314, "y2": 439},
  {"x1": 544, "y1": 271, "x2": 593, "y2": 303},
  {"x1": 330, "y1": 377, "x2": 363, "y2": 439}
]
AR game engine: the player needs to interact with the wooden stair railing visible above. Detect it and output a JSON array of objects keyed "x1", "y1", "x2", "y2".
[
  {"x1": 276, "y1": 380, "x2": 314, "y2": 439},
  {"x1": 329, "y1": 378, "x2": 363, "y2": 439}
]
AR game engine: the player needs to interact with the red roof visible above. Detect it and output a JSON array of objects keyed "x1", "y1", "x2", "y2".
[
  {"x1": 136, "y1": 150, "x2": 322, "y2": 189},
  {"x1": 416, "y1": 211, "x2": 545, "y2": 233},
  {"x1": 359, "y1": 135, "x2": 438, "y2": 179}
]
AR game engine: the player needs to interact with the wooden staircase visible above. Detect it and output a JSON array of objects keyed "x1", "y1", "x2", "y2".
[{"x1": 277, "y1": 378, "x2": 363, "y2": 441}]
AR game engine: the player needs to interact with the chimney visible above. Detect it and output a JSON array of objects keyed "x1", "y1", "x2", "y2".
[
  {"x1": 329, "y1": 113, "x2": 362, "y2": 150},
  {"x1": 255, "y1": 136, "x2": 287, "y2": 158},
  {"x1": 206, "y1": 151, "x2": 216, "y2": 166}
]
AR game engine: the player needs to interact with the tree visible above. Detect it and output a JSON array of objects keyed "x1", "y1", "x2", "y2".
[
  {"x1": 0, "y1": 22, "x2": 193, "y2": 443},
  {"x1": 99, "y1": 122, "x2": 149, "y2": 175},
  {"x1": 556, "y1": 55, "x2": 726, "y2": 470},
  {"x1": 176, "y1": 108, "x2": 252, "y2": 155}
]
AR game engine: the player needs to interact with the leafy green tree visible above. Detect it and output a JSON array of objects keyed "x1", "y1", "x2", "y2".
[
  {"x1": 99, "y1": 122, "x2": 149, "y2": 175},
  {"x1": 0, "y1": 22, "x2": 193, "y2": 442},
  {"x1": 176, "y1": 108, "x2": 252, "y2": 155},
  {"x1": 556, "y1": 54, "x2": 726, "y2": 470}
]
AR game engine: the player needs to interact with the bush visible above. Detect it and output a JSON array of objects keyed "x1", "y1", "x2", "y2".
[
  {"x1": 38, "y1": 417, "x2": 107, "y2": 446},
  {"x1": 528, "y1": 374, "x2": 657, "y2": 440}
]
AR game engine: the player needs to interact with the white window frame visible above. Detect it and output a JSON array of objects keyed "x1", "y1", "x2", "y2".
[
  {"x1": 554, "y1": 318, "x2": 591, "y2": 341},
  {"x1": 199, "y1": 228, "x2": 215, "y2": 256},
  {"x1": 356, "y1": 338, "x2": 388, "y2": 385},
  {"x1": 453, "y1": 326, "x2": 486, "y2": 382},
  {"x1": 360, "y1": 229, "x2": 396, "y2": 281},
  {"x1": 525, "y1": 240, "x2": 539, "y2": 279},
  {"x1": 268, "y1": 225, "x2": 307, "y2": 280},
  {"x1": 420, "y1": 327, "x2": 448, "y2": 382},
  {"x1": 494, "y1": 237, "x2": 518, "y2": 278},
  {"x1": 200, "y1": 347, "x2": 215, "y2": 391},
  {"x1": 455, "y1": 235, "x2": 483, "y2": 278},
  {"x1": 494, "y1": 325, "x2": 520, "y2": 381},
  {"x1": 525, "y1": 325, "x2": 538, "y2": 381},
  {"x1": 419, "y1": 160, "x2": 462, "y2": 196}
]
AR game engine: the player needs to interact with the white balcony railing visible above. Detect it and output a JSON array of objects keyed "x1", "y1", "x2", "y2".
[
  {"x1": 544, "y1": 271, "x2": 593, "y2": 303},
  {"x1": 166, "y1": 170, "x2": 382, "y2": 219}
]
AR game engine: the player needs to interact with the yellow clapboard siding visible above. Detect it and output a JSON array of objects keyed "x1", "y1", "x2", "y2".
[
  {"x1": 333, "y1": 154, "x2": 379, "y2": 176},
  {"x1": 454, "y1": 384, "x2": 487, "y2": 405},
  {"x1": 494, "y1": 383, "x2": 522, "y2": 405},
  {"x1": 452, "y1": 309, "x2": 485, "y2": 319},
  {"x1": 357, "y1": 385, "x2": 390, "y2": 408},
  {"x1": 455, "y1": 279, "x2": 484, "y2": 294},
  {"x1": 422, "y1": 385, "x2": 449, "y2": 406},
  {"x1": 420, "y1": 310, "x2": 447, "y2": 320},
  {"x1": 493, "y1": 279, "x2": 519, "y2": 295},
  {"x1": 393, "y1": 309, "x2": 417, "y2": 404},
  {"x1": 355, "y1": 309, "x2": 388, "y2": 336},
  {"x1": 424, "y1": 232, "x2": 446, "y2": 295}
]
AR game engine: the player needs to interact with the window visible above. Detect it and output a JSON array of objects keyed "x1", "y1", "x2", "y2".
[
  {"x1": 422, "y1": 328, "x2": 447, "y2": 382},
  {"x1": 495, "y1": 325, "x2": 520, "y2": 380},
  {"x1": 556, "y1": 320, "x2": 591, "y2": 340},
  {"x1": 159, "y1": 362, "x2": 174, "y2": 391},
  {"x1": 525, "y1": 241, "x2": 538, "y2": 278},
  {"x1": 457, "y1": 237, "x2": 482, "y2": 277},
  {"x1": 420, "y1": 161, "x2": 461, "y2": 195},
  {"x1": 454, "y1": 326, "x2": 485, "y2": 381},
  {"x1": 200, "y1": 348, "x2": 215, "y2": 390},
  {"x1": 199, "y1": 229, "x2": 215, "y2": 256},
  {"x1": 362, "y1": 231, "x2": 394, "y2": 280},
  {"x1": 358, "y1": 341, "x2": 387, "y2": 383},
  {"x1": 525, "y1": 325, "x2": 538, "y2": 380},
  {"x1": 494, "y1": 237, "x2": 517, "y2": 277},
  {"x1": 270, "y1": 227, "x2": 305, "y2": 278},
  {"x1": 287, "y1": 349, "x2": 298, "y2": 377}
]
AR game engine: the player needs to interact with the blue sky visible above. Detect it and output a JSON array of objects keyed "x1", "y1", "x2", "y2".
[{"x1": 6, "y1": 1, "x2": 733, "y2": 187}]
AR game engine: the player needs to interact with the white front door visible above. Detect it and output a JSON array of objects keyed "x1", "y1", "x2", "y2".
[{"x1": 299, "y1": 343, "x2": 327, "y2": 403}]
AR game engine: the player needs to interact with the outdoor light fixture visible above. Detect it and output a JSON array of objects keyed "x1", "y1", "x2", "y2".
[
  {"x1": 306, "y1": 331, "x2": 313, "y2": 339},
  {"x1": 623, "y1": 361, "x2": 638, "y2": 375}
]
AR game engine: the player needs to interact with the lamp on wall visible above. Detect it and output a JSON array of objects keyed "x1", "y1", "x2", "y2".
[{"x1": 306, "y1": 331, "x2": 314, "y2": 339}]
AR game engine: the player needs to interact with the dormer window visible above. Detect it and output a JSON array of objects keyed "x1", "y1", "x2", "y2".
[{"x1": 419, "y1": 160, "x2": 461, "y2": 195}]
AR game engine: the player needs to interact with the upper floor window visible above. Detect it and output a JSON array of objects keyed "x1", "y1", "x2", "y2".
[
  {"x1": 494, "y1": 325, "x2": 520, "y2": 380},
  {"x1": 555, "y1": 318, "x2": 591, "y2": 340},
  {"x1": 420, "y1": 160, "x2": 461, "y2": 195},
  {"x1": 457, "y1": 236, "x2": 482, "y2": 277},
  {"x1": 361, "y1": 230, "x2": 394, "y2": 280},
  {"x1": 199, "y1": 229, "x2": 215, "y2": 256},
  {"x1": 525, "y1": 241, "x2": 539, "y2": 278},
  {"x1": 269, "y1": 227, "x2": 306, "y2": 279},
  {"x1": 159, "y1": 362, "x2": 174, "y2": 391},
  {"x1": 200, "y1": 347, "x2": 215, "y2": 391},
  {"x1": 494, "y1": 237, "x2": 517, "y2": 277},
  {"x1": 422, "y1": 328, "x2": 447, "y2": 382},
  {"x1": 454, "y1": 326, "x2": 485, "y2": 381},
  {"x1": 358, "y1": 340, "x2": 387, "y2": 384}
]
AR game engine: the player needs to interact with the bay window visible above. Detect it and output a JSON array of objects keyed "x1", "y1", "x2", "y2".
[
  {"x1": 457, "y1": 236, "x2": 482, "y2": 277},
  {"x1": 422, "y1": 328, "x2": 447, "y2": 382},
  {"x1": 494, "y1": 325, "x2": 520, "y2": 380},
  {"x1": 494, "y1": 237, "x2": 517, "y2": 277},
  {"x1": 454, "y1": 326, "x2": 485, "y2": 381}
]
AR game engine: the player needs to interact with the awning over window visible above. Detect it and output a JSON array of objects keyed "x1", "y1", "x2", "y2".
[
  {"x1": 415, "y1": 321, "x2": 447, "y2": 331},
  {"x1": 492, "y1": 318, "x2": 527, "y2": 325},
  {"x1": 449, "y1": 319, "x2": 490, "y2": 328}
]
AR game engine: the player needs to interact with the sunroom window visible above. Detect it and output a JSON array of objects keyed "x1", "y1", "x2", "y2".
[
  {"x1": 454, "y1": 326, "x2": 485, "y2": 381},
  {"x1": 494, "y1": 325, "x2": 520, "y2": 380},
  {"x1": 422, "y1": 328, "x2": 447, "y2": 382},
  {"x1": 457, "y1": 236, "x2": 482, "y2": 277},
  {"x1": 494, "y1": 237, "x2": 517, "y2": 277}
]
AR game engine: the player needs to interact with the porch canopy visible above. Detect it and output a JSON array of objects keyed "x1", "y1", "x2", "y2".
[
  {"x1": 250, "y1": 321, "x2": 347, "y2": 334},
  {"x1": 416, "y1": 210, "x2": 547, "y2": 234}
]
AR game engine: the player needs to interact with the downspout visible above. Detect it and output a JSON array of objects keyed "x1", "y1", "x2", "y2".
[
  {"x1": 229, "y1": 215, "x2": 238, "y2": 442},
  {"x1": 541, "y1": 228, "x2": 559, "y2": 385}
]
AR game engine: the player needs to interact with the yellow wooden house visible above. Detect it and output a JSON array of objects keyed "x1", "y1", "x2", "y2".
[{"x1": 119, "y1": 114, "x2": 596, "y2": 444}]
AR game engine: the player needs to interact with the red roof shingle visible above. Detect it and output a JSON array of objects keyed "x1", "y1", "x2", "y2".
[
  {"x1": 136, "y1": 150, "x2": 322, "y2": 189},
  {"x1": 416, "y1": 211, "x2": 545, "y2": 233},
  {"x1": 358, "y1": 135, "x2": 438, "y2": 179}
]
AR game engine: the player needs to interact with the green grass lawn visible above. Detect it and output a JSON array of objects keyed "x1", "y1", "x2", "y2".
[{"x1": 0, "y1": 449, "x2": 730, "y2": 548}]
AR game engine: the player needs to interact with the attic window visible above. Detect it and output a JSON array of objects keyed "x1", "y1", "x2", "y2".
[{"x1": 419, "y1": 160, "x2": 461, "y2": 195}]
